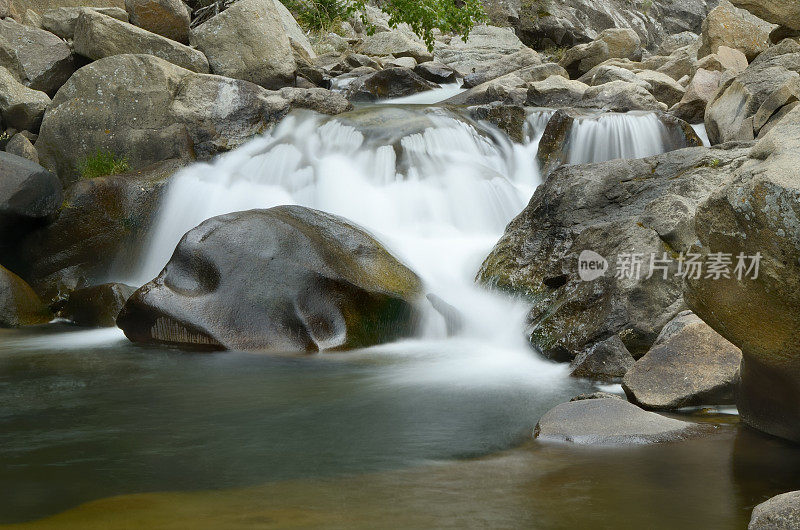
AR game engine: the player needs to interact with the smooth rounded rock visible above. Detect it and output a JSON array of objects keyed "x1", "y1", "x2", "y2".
[
  {"x1": 534, "y1": 398, "x2": 705, "y2": 445},
  {"x1": 117, "y1": 206, "x2": 426, "y2": 352}
]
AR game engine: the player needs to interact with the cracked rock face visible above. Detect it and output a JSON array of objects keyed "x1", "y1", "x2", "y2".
[
  {"x1": 478, "y1": 144, "x2": 750, "y2": 361},
  {"x1": 117, "y1": 206, "x2": 426, "y2": 353}
]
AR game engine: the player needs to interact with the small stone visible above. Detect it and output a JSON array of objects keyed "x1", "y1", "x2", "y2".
[{"x1": 570, "y1": 335, "x2": 635, "y2": 381}]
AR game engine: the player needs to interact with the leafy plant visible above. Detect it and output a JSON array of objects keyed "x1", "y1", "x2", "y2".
[
  {"x1": 280, "y1": 0, "x2": 486, "y2": 51},
  {"x1": 282, "y1": 0, "x2": 360, "y2": 33},
  {"x1": 80, "y1": 150, "x2": 130, "y2": 179}
]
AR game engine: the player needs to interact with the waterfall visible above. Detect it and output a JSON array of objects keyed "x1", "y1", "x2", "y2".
[
  {"x1": 565, "y1": 112, "x2": 674, "y2": 165},
  {"x1": 129, "y1": 105, "x2": 683, "y2": 350}
]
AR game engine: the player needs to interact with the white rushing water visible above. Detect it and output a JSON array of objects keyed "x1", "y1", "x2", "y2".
[
  {"x1": 124, "y1": 106, "x2": 684, "y2": 380},
  {"x1": 133, "y1": 108, "x2": 548, "y2": 354},
  {"x1": 566, "y1": 112, "x2": 671, "y2": 165}
]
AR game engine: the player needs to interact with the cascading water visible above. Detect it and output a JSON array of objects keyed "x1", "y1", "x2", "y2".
[
  {"x1": 566, "y1": 112, "x2": 675, "y2": 165},
  {"x1": 131, "y1": 105, "x2": 687, "y2": 361},
  {"x1": 133, "y1": 107, "x2": 546, "y2": 360}
]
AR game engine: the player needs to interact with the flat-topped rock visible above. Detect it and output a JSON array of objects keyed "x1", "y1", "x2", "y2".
[{"x1": 534, "y1": 398, "x2": 706, "y2": 445}]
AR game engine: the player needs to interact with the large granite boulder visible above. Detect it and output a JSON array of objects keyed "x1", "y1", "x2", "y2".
[
  {"x1": 461, "y1": 47, "x2": 541, "y2": 88},
  {"x1": 569, "y1": 334, "x2": 635, "y2": 381},
  {"x1": 698, "y1": 0, "x2": 774, "y2": 61},
  {"x1": 270, "y1": 0, "x2": 316, "y2": 63},
  {"x1": 0, "y1": 151, "x2": 61, "y2": 250},
  {"x1": 41, "y1": 6, "x2": 128, "y2": 40},
  {"x1": 622, "y1": 311, "x2": 742, "y2": 409},
  {"x1": 5, "y1": 133, "x2": 39, "y2": 164},
  {"x1": 0, "y1": 264, "x2": 51, "y2": 327},
  {"x1": 346, "y1": 67, "x2": 438, "y2": 102},
  {"x1": 685, "y1": 105, "x2": 800, "y2": 443},
  {"x1": 35, "y1": 54, "x2": 293, "y2": 185},
  {"x1": 670, "y1": 67, "x2": 722, "y2": 123},
  {"x1": 0, "y1": 66, "x2": 50, "y2": 132},
  {"x1": 533, "y1": 397, "x2": 706, "y2": 445},
  {"x1": 124, "y1": 0, "x2": 191, "y2": 43},
  {"x1": 14, "y1": 159, "x2": 179, "y2": 301},
  {"x1": 749, "y1": 491, "x2": 800, "y2": 530},
  {"x1": 705, "y1": 39, "x2": 800, "y2": 144},
  {"x1": 526, "y1": 75, "x2": 589, "y2": 108},
  {"x1": 445, "y1": 63, "x2": 567, "y2": 106},
  {"x1": 730, "y1": 0, "x2": 800, "y2": 32},
  {"x1": 0, "y1": 18, "x2": 74, "y2": 96},
  {"x1": 360, "y1": 29, "x2": 432, "y2": 64},
  {"x1": 73, "y1": 9, "x2": 208, "y2": 72},
  {"x1": 434, "y1": 25, "x2": 528, "y2": 76},
  {"x1": 478, "y1": 144, "x2": 750, "y2": 361},
  {"x1": 578, "y1": 80, "x2": 664, "y2": 112},
  {"x1": 510, "y1": 0, "x2": 716, "y2": 50},
  {"x1": 190, "y1": 0, "x2": 295, "y2": 89},
  {"x1": 117, "y1": 206, "x2": 426, "y2": 352}
]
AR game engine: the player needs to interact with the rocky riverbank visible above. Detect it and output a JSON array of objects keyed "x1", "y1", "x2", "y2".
[{"x1": 1, "y1": 0, "x2": 799, "y2": 524}]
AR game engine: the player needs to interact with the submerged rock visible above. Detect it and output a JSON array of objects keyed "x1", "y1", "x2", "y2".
[
  {"x1": 534, "y1": 398, "x2": 706, "y2": 445},
  {"x1": 117, "y1": 206, "x2": 426, "y2": 352},
  {"x1": 56, "y1": 282, "x2": 135, "y2": 327},
  {"x1": 622, "y1": 311, "x2": 742, "y2": 409},
  {"x1": 749, "y1": 491, "x2": 800, "y2": 530}
]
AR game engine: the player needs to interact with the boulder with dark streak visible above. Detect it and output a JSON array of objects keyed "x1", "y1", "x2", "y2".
[
  {"x1": 117, "y1": 206, "x2": 426, "y2": 352},
  {"x1": 347, "y1": 68, "x2": 439, "y2": 102}
]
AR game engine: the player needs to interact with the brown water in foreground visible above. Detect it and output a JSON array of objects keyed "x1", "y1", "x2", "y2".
[{"x1": 7, "y1": 420, "x2": 800, "y2": 530}]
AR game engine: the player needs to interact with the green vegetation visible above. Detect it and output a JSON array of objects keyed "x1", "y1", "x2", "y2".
[
  {"x1": 281, "y1": 0, "x2": 486, "y2": 51},
  {"x1": 521, "y1": 0, "x2": 552, "y2": 19},
  {"x1": 80, "y1": 150, "x2": 130, "y2": 179}
]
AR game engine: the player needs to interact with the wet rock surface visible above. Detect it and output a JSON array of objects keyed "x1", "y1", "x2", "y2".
[{"x1": 117, "y1": 206, "x2": 426, "y2": 352}]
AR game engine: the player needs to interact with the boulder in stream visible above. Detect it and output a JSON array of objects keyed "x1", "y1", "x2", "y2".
[
  {"x1": 0, "y1": 264, "x2": 51, "y2": 327},
  {"x1": 478, "y1": 143, "x2": 750, "y2": 361},
  {"x1": 55, "y1": 282, "x2": 136, "y2": 327},
  {"x1": 117, "y1": 206, "x2": 426, "y2": 352},
  {"x1": 749, "y1": 491, "x2": 800, "y2": 530},
  {"x1": 534, "y1": 398, "x2": 708, "y2": 445},
  {"x1": 622, "y1": 311, "x2": 742, "y2": 410},
  {"x1": 686, "y1": 105, "x2": 800, "y2": 443}
]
